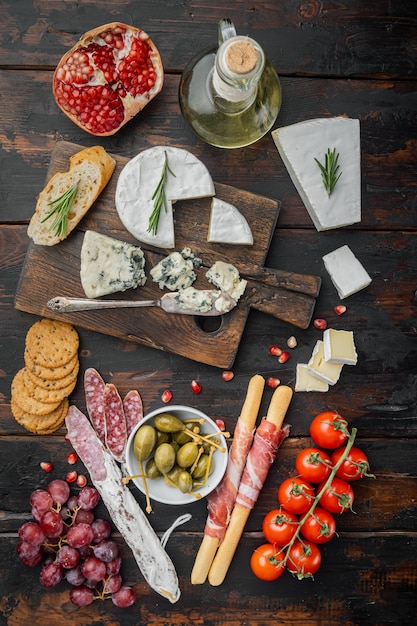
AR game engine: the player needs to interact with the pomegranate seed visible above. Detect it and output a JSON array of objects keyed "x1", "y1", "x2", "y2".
[
  {"x1": 334, "y1": 305, "x2": 347, "y2": 316},
  {"x1": 77, "y1": 474, "x2": 87, "y2": 488},
  {"x1": 266, "y1": 377, "x2": 280, "y2": 389},
  {"x1": 287, "y1": 336, "x2": 297, "y2": 349},
  {"x1": 269, "y1": 345, "x2": 282, "y2": 356},
  {"x1": 40, "y1": 462, "x2": 53, "y2": 473},
  {"x1": 278, "y1": 351, "x2": 290, "y2": 363},
  {"x1": 222, "y1": 371, "x2": 234, "y2": 382},
  {"x1": 191, "y1": 380, "x2": 202, "y2": 394},
  {"x1": 161, "y1": 389, "x2": 172, "y2": 403},
  {"x1": 66, "y1": 471, "x2": 78, "y2": 483},
  {"x1": 67, "y1": 452, "x2": 78, "y2": 465},
  {"x1": 313, "y1": 318, "x2": 328, "y2": 330},
  {"x1": 215, "y1": 419, "x2": 226, "y2": 431}
]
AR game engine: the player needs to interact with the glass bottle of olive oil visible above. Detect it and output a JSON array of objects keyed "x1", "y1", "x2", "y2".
[{"x1": 179, "y1": 19, "x2": 282, "y2": 149}]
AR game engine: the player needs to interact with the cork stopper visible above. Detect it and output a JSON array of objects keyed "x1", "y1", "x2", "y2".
[{"x1": 225, "y1": 40, "x2": 258, "y2": 75}]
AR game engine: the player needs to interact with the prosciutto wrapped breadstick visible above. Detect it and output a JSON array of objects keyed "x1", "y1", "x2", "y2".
[
  {"x1": 66, "y1": 405, "x2": 181, "y2": 603},
  {"x1": 191, "y1": 374, "x2": 265, "y2": 584},
  {"x1": 208, "y1": 385, "x2": 292, "y2": 586}
]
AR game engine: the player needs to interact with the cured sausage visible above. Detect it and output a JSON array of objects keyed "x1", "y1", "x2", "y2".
[
  {"x1": 84, "y1": 368, "x2": 106, "y2": 444},
  {"x1": 65, "y1": 404, "x2": 181, "y2": 603},
  {"x1": 123, "y1": 389, "x2": 143, "y2": 438},
  {"x1": 104, "y1": 383, "x2": 128, "y2": 462}
]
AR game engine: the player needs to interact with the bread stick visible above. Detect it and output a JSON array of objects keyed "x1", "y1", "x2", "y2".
[
  {"x1": 208, "y1": 385, "x2": 292, "y2": 586},
  {"x1": 191, "y1": 374, "x2": 265, "y2": 584}
]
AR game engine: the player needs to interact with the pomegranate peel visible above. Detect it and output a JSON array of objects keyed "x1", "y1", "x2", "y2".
[{"x1": 53, "y1": 22, "x2": 164, "y2": 136}]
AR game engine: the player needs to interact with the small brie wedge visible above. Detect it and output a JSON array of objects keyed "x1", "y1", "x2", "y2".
[
  {"x1": 307, "y1": 340, "x2": 344, "y2": 385},
  {"x1": 208, "y1": 197, "x2": 253, "y2": 245},
  {"x1": 272, "y1": 117, "x2": 361, "y2": 231},
  {"x1": 295, "y1": 364, "x2": 329, "y2": 392},
  {"x1": 115, "y1": 146, "x2": 215, "y2": 249},
  {"x1": 322, "y1": 245, "x2": 372, "y2": 299}
]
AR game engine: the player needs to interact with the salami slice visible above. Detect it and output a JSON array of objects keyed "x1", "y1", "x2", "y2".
[
  {"x1": 65, "y1": 405, "x2": 181, "y2": 603},
  {"x1": 84, "y1": 368, "x2": 106, "y2": 444},
  {"x1": 104, "y1": 383, "x2": 127, "y2": 462},
  {"x1": 123, "y1": 389, "x2": 143, "y2": 438}
]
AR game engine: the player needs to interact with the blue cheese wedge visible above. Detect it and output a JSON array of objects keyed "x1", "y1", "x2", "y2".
[
  {"x1": 80, "y1": 230, "x2": 146, "y2": 298},
  {"x1": 150, "y1": 249, "x2": 200, "y2": 291},
  {"x1": 322, "y1": 245, "x2": 372, "y2": 299},
  {"x1": 206, "y1": 261, "x2": 247, "y2": 302},
  {"x1": 307, "y1": 340, "x2": 344, "y2": 385},
  {"x1": 208, "y1": 198, "x2": 253, "y2": 245},
  {"x1": 272, "y1": 117, "x2": 361, "y2": 231},
  {"x1": 115, "y1": 146, "x2": 215, "y2": 249},
  {"x1": 323, "y1": 329, "x2": 358, "y2": 365},
  {"x1": 295, "y1": 364, "x2": 329, "y2": 392}
]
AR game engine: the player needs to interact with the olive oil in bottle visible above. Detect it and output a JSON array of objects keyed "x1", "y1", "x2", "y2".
[{"x1": 179, "y1": 19, "x2": 282, "y2": 149}]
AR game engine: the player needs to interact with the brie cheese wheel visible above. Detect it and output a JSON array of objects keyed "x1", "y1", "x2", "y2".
[
  {"x1": 322, "y1": 245, "x2": 372, "y2": 299},
  {"x1": 272, "y1": 117, "x2": 361, "y2": 231},
  {"x1": 115, "y1": 146, "x2": 215, "y2": 248},
  {"x1": 208, "y1": 198, "x2": 253, "y2": 245},
  {"x1": 307, "y1": 340, "x2": 344, "y2": 385},
  {"x1": 295, "y1": 364, "x2": 329, "y2": 393},
  {"x1": 323, "y1": 329, "x2": 358, "y2": 365}
]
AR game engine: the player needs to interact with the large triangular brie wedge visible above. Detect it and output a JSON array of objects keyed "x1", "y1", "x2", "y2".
[
  {"x1": 272, "y1": 117, "x2": 361, "y2": 231},
  {"x1": 208, "y1": 198, "x2": 253, "y2": 245}
]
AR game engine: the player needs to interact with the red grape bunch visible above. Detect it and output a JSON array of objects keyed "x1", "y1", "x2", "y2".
[{"x1": 17, "y1": 478, "x2": 135, "y2": 608}]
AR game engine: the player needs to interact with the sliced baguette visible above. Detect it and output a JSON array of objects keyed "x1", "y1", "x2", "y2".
[{"x1": 28, "y1": 146, "x2": 116, "y2": 246}]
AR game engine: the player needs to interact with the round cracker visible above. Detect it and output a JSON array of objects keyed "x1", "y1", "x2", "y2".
[
  {"x1": 11, "y1": 368, "x2": 62, "y2": 416},
  {"x1": 21, "y1": 367, "x2": 77, "y2": 404},
  {"x1": 24, "y1": 349, "x2": 79, "y2": 381},
  {"x1": 12, "y1": 397, "x2": 69, "y2": 434},
  {"x1": 25, "y1": 358, "x2": 79, "y2": 391},
  {"x1": 25, "y1": 319, "x2": 79, "y2": 368}
]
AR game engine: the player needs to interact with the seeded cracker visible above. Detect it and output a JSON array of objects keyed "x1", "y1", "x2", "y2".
[
  {"x1": 25, "y1": 318, "x2": 79, "y2": 368},
  {"x1": 11, "y1": 397, "x2": 69, "y2": 435},
  {"x1": 21, "y1": 367, "x2": 77, "y2": 404},
  {"x1": 25, "y1": 358, "x2": 79, "y2": 391},
  {"x1": 11, "y1": 368, "x2": 63, "y2": 416},
  {"x1": 24, "y1": 349, "x2": 79, "y2": 381}
]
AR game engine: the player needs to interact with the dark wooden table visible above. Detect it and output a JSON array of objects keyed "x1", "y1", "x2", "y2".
[{"x1": 1, "y1": 2, "x2": 416, "y2": 625}]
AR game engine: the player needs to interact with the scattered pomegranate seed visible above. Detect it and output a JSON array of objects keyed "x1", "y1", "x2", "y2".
[
  {"x1": 334, "y1": 304, "x2": 347, "y2": 315},
  {"x1": 215, "y1": 419, "x2": 226, "y2": 431},
  {"x1": 66, "y1": 471, "x2": 78, "y2": 483},
  {"x1": 313, "y1": 318, "x2": 328, "y2": 330},
  {"x1": 222, "y1": 370, "x2": 234, "y2": 382},
  {"x1": 278, "y1": 351, "x2": 290, "y2": 363},
  {"x1": 191, "y1": 380, "x2": 202, "y2": 394},
  {"x1": 40, "y1": 462, "x2": 53, "y2": 473},
  {"x1": 266, "y1": 377, "x2": 281, "y2": 389},
  {"x1": 76, "y1": 474, "x2": 87, "y2": 488},
  {"x1": 287, "y1": 336, "x2": 297, "y2": 349},
  {"x1": 269, "y1": 345, "x2": 282, "y2": 356},
  {"x1": 67, "y1": 452, "x2": 78, "y2": 465},
  {"x1": 161, "y1": 389, "x2": 172, "y2": 403}
]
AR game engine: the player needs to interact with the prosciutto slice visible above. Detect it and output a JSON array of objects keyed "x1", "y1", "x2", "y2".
[{"x1": 66, "y1": 405, "x2": 181, "y2": 603}]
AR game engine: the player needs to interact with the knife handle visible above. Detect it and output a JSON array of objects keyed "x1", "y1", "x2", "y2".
[
  {"x1": 247, "y1": 281, "x2": 316, "y2": 329},
  {"x1": 238, "y1": 264, "x2": 321, "y2": 298}
]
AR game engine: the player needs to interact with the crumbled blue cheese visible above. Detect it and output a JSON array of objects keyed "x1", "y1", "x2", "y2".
[
  {"x1": 206, "y1": 261, "x2": 247, "y2": 302},
  {"x1": 150, "y1": 250, "x2": 197, "y2": 291},
  {"x1": 174, "y1": 287, "x2": 221, "y2": 313},
  {"x1": 80, "y1": 230, "x2": 146, "y2": 298}
]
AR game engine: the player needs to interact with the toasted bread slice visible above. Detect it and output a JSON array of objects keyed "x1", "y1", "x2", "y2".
[{"x1": 28, "y1": 146, "x2": 115, "y2": 246}]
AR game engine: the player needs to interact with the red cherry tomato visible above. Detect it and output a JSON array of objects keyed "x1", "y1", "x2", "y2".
[
  {"x1": 318, "y1": 477, "x2": 354, "y2": 514},
  {"x1": 278, "y1": 477, "x2": 315, "y2": 515},
  {"x1": 295, "y1": 447, "x2": 332, "y2": 483},
  {"x1": 309, "y1": 411, "x2": 349, "y2": 449},
  {"x1": 250, "y1": 543, "x2": 286, "y2": 581},
  {"x1": 331, "y1": 446, "x2": 372, "y2": 481},
  {"x1": 287, "y1": 539, "x2": 321, "y2": 579},
  {"x1": 300, "y1": 506, "x2": 337, "y2": 544},
  {"x1": 262, "y1": 508, "x2": 298, "y2": 546}
]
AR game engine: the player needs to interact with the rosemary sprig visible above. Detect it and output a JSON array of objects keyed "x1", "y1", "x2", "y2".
[
  {"x1": 147, "y1": 152, "x2": 176, "y2": 235},
  {"x1": 314, "y1": 147, "x2": 342, "y2": 196},
  {"x1": 41, "y1": 180, "x2": 79, "y2": 238}
]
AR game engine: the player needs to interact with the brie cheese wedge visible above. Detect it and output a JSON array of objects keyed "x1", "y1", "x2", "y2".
[
  {"x1": 272, "y1": 117, "x2": 361, "y2": 231},
  {"x1": 115, "y1": 146, "x2": 215, "y2": 249},
  {"x1": 295, "y1": 364, "x2": 329, "y2": 393},
  {"x1": 208, "y1": 198, "x2": 253, "y2": 245},
  {"x1": 322, "y1": 245, "x2": 372, "y2": 299},
  {"x1": 307, "y1": 340, "x2": 344, "y2": 385}
]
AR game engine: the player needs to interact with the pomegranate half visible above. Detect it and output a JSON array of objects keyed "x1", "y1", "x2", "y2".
[{"x1": 53, "y1": 22, "x2": 164, "y2": 136}]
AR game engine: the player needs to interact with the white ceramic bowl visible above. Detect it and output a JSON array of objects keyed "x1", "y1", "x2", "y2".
[{"x1": 125, "y1": 405, "x2": 228, "y2": 506}]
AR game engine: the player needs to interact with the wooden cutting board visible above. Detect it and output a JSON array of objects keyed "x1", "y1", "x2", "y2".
[{"x1": 15, "y1": 141, "x2": 321, "y2": 368}]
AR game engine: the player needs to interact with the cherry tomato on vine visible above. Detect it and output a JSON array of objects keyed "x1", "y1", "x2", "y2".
[
  {"x1": 300, "y1": 506, "x2": 337, "y2": 544},
  {"x1": 278, "y1": 477, "x2": 315, "y2": 515},
  {"x1": 309, "y1": 411, "x2": 349, "y2": 449},
  {"x1": 295, "y1": 447, "x2": 332, "y2": 483},
  {"x1": 331, "y1": 446, "x2": 373, "y2": 481},
  {"x1": 250, "y1": 543, "x2": 286, "y2": 581},
  {"x1": 287, "y1": 539, "x2": 321, "y2": 579},
  {"x1": 318, "y1": 477, "x2": 354, "y2": 514},
  {"x1": 262, "y1": 508, "x2": 299, "y2": 546}
]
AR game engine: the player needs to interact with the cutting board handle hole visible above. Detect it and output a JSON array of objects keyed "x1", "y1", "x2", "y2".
[{"x1": 194, "y1": 315, "x2": 223, "y2": 333}]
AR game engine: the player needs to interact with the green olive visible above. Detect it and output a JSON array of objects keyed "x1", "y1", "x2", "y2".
[
  {"x1": 164, "y1": 465, "x2": 182, "y2": 487},
  {"x1": 177, "y1": 470, "x2": 193, "y2": 494},
  {"x1": 192, "y1": 454, "x2": 214, "y2": 479},
  {"x1": 176, "y1": 441, "x2": 199, "y2": 468},
  {"x1": 154, "y1": 413, "x2": 185, "y2": 433},
  {"x1": 172, "y1": 430, "x2": 192, "y2": 445},
  {"x1": 155, "y1": 430, "x2": 171, "y2": 447},
  {"x1": 145, "y1": 458, "x2": 162, "y2": 479},
  {"x1": 133, "y1": 424, "x2": 157, "y2": 462},
  {"x1": 154, "y1": 443, "x2": 176, "y2": 475}
]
